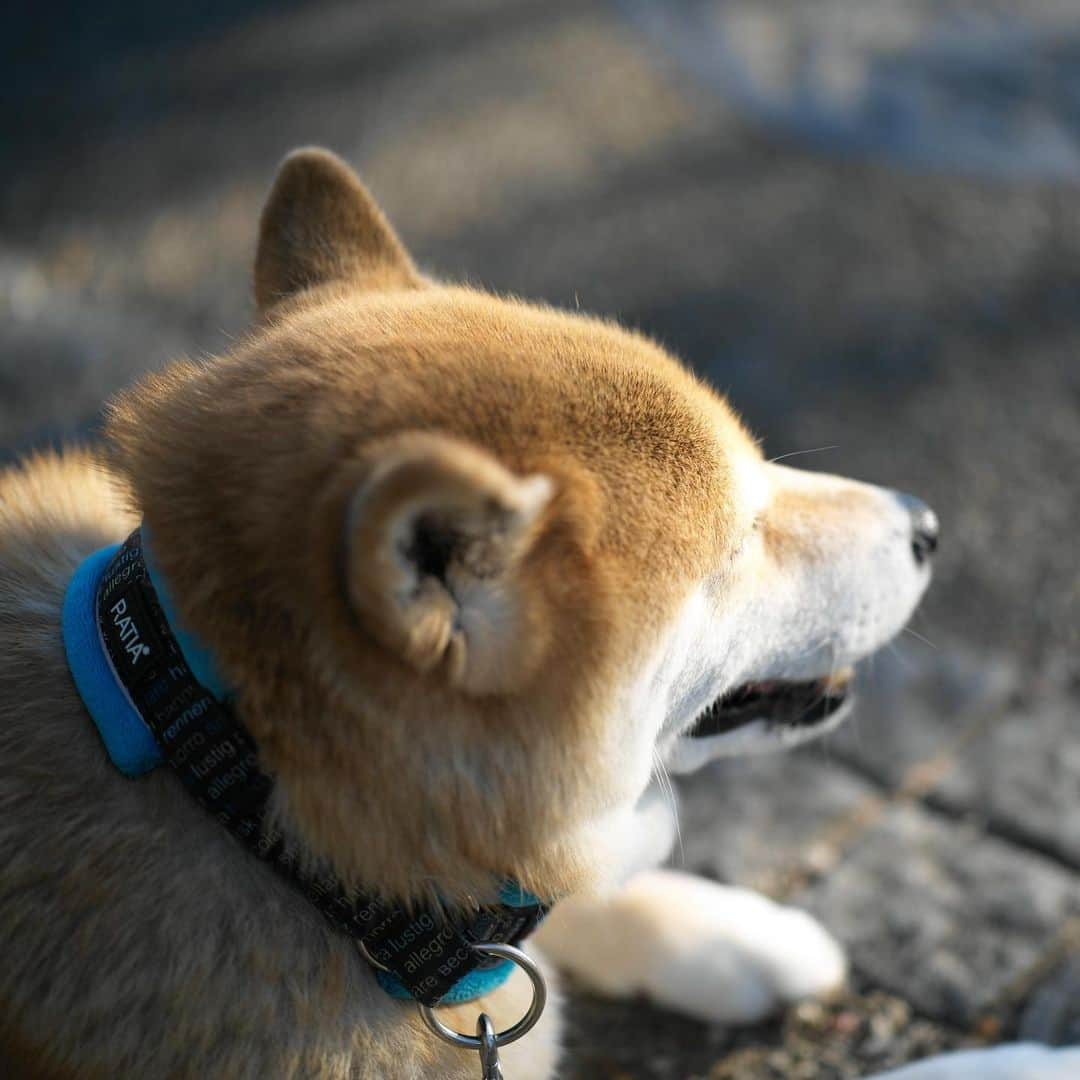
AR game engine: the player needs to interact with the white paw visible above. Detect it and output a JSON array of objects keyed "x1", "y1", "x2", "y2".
[
  {"x1": 873, "y1": 1044, "x2": 1080, "y2": 1079},
  {"x1": 533, "y1": 869, "x2": 846, "y2": 1024}
]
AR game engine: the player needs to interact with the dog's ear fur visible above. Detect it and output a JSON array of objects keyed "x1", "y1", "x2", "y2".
[
  {"x1": 346, "y1": 433, "x2": 555, "y2": 694},
  {"x1": 255, "y1": 147, "x2": 419, "y2": 313}
]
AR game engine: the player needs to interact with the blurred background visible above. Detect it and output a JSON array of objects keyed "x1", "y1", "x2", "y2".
[{"x1": 3, "y1": 2, "x2": 1078, "y2": 1076}]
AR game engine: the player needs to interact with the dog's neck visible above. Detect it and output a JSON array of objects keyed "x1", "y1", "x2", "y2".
[{"x1": 61, "y1": 526, "x2": 547, "y2": 1007}]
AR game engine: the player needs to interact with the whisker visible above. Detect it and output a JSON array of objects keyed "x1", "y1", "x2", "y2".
[
  {"x1": 768, "y1": 445, "x2": 840, "y2": 465},
  {"x1": 653, "y1": 750, "x2": 684, "y2": 867},
  {"x1": 885, "y1": 639, "x2": 917, "y2": 674},
  {"x1": 902, "y1": 626, "x2": 938, "y2": 650}
]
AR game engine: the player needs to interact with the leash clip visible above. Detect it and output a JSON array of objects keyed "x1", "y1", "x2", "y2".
[
  {"x1": 418, "y1": 942, "x2": 546, "y2": 1076},
  {"x1": 477, "y1": 1013, "x2": 502, "y2": 1079}
]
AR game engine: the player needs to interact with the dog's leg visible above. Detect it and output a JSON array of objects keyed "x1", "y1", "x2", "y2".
[
  {"x1": 532, "y1": 868, "x2": 846, "y2": 1024},
  {"x1": 869, "y1": 1044, "x2": 1080, "y2": 1079}
]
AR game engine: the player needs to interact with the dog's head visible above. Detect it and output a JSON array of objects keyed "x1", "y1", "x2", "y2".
[{"x1": 107, "y1": 150, "x2": 935, "y2": 903}]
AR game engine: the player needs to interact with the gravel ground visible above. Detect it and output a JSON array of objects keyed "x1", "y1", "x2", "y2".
[{"x1": 4, "y1": 3, "x2": 1079, "y2": 1076}]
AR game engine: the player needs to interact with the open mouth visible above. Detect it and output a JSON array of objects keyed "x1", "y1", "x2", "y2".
[
  {"x1": 688, "y1": 669, "x2": 853, "y2": 740},
  {"x1": 662, "y1": 667, "x2": 856, "y2": 774}
]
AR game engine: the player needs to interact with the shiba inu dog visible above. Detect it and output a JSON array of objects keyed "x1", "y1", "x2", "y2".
[{"x1": 2, "y1": 149, "x2": 1074, "y2": 1080}]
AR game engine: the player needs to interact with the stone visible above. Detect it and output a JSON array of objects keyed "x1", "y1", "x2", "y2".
[
  {"x1": 796, "y1": 804, "x2": 1080, "y2": 1026},
  {"x1": 675, "y1": 750, "x2": 880, "y2": 896},
  {"x1": 821, "y1": 640, "x2": 1017, "y2": 790},
  {"x1": 931, "y1": 695, "x2": 1080, "y2": 869},
  {"x1": 560, "y1": 989, "x2": 737, "y2": 1080}
]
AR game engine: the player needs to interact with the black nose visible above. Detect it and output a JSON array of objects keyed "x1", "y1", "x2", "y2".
[{"x1": 898, "y1": 493, "x2": 939, "y2": 565}]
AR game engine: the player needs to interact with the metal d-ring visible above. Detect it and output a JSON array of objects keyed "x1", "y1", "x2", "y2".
[
  {"x1": 356, "y1": 937, "x2": 391, "y2": 973},
  {"x1": 417, "y1": 942, "x2": 547, "y2": 1050}
]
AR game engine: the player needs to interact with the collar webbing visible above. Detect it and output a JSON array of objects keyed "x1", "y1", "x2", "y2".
[{"x1": 62, "y1": 528, "x2": 547, "y2": 1007}]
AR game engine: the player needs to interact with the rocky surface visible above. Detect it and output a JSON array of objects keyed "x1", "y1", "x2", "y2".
[
  {"x1": 797, "y1": 803, "x2": 1080, "y2": 1027},
  {"x1": 4, "y1": 2, "x2": 1079, "y2": 1076},
  {"x1": 562, "y1": 988, "x2": 977, "y2": 1080}
]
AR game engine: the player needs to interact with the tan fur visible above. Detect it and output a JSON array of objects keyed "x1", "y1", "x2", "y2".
[
  {"x1": 0, "y1": 150, "x2": 770, "y2": 1076},
  {"x1": 0, "y1": 448, "x2": 567, "y2": 1077},
  {"x1": 255, "y1": 147, "x2": 422, "y2": 313},
  {"x1": 345, "y1": 430, "x2": 555, "y2": 692},
  {"x1": 103, "y1": 150, "x2": 752, "y2": 907}
]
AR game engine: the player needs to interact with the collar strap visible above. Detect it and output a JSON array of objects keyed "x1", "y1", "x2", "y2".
[{"x1": 62, "y1": 528, "x2": 546, "y2": 1007}]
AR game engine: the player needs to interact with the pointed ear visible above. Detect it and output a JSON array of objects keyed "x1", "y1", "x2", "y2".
[
  {"x1": 255, "y1": 147, "x2": 420, "y2": 314},
  {"x1": 346, "y1": 433, "x2": 555, "y2": 694}
]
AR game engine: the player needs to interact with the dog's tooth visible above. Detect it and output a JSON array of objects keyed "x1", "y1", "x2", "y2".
[{"x1": 822, "y1": 667, "x2": 854, "y2": 692}]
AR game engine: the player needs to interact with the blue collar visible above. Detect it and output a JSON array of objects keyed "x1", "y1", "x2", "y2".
[
  {"x1": 61, "y1": 528, "x2": 545, "y2": 1006},
  {"x1": 62, "y1": 542, "x2": 162, "y2": 776}
]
